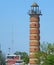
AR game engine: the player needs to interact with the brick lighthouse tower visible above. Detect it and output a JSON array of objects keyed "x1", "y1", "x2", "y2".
[{"x1": 29, "y1": 2, "x2": 41, "y2": 65}]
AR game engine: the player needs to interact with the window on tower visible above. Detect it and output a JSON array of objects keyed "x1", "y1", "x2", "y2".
[{"x1": 34, "y1": 24, "x2": 36, "y2": 26}]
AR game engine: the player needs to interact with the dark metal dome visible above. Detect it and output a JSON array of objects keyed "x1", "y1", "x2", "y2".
[{"x1": 31, "y1": 2, "x2": 39, "y2": 7}]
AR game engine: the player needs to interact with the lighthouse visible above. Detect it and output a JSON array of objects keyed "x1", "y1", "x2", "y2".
[{"x1": 29, "y1": 2, "x2": 41, "y2": 65}]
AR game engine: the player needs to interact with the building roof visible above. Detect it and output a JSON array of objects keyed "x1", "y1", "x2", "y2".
[
  {"x1": 31, "y1": 2, "x2": 39, "y2": 7},
  {"x1": 6, "y1": 54, "x2": 20, "y2": 57}
]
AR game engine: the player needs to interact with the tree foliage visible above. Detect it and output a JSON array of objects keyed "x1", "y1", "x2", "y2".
[
  {"x1": 42, "y1": 54, "x2": 54, "y2": 65},
  {"x1": 35, "y1": 43, "x2": 54, "y2": 65},
  {"x1": 0, "y1": 51, "x2": 6, "y2": 65}
]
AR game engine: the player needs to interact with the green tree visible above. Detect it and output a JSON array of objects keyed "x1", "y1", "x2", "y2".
[
  {"x1": 42, "y1": 54, "x2": 54, "y2": 65},
  {"x1": 47, "y1": 43, "x2": 54, "y2": 54},
  {"x1": 0, "y1": 51, "x2": 6, "y2": 65},
  {"x1": 35, "y1": 43, "x2": 54, "y2": 65}
]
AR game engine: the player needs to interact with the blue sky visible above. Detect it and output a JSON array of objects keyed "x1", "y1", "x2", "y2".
[{"x1": 0, "y1": 0, "x2": 54, "y2": 54}]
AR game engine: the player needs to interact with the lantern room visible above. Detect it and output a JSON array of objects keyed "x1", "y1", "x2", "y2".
[{"x1": 29, "y1": 2, "x2": 41, "y2": 15}]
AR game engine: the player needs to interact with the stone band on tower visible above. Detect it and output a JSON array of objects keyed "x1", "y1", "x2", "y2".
[{"x1": 28, "y1": 2, "x2": 41, "y2": 65}]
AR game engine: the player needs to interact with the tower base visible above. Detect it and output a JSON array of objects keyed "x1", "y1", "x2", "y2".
[{"x1": 29, "y1": 64, "x2": 39, "y2": 65}]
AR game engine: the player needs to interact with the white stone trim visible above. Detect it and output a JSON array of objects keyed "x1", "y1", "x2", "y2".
[
  {"x1": 30, "y1": 52, "x2": 35, "y2": 55},
  {"x1": 29, "y1": 64, "x2": 39, "y2": 65},
  {"x1": 30, "y1": 34, "x2": 40, "y2": 37},
  {"x1": 30, "y1": 28, "x2": 38, "y2": 30},
  {"x1": 30, "y1": 22, "x2": 38, "y2": 24},
  {"x1": 30, "y1": 40, "x2": 40, "y2": 42},
  {"x1": 30, "y1": 58, "x2": 38, "y2": 61},
  {"x1": 30, "y1": 34, "x2": 38, "y2": 36},
  {"x1": 30, "y1": 46, "x2": 39, "y2": 48}
]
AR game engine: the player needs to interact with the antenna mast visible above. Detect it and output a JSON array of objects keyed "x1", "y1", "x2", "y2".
[
  {"x1": 11, "y1": 22, "x2": 14, "y2": 53},
  {"x1": 8, "y1": 48, "x2": 11, "y2": 55}
]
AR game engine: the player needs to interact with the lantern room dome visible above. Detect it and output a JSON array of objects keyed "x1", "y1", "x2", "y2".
[{"x1": 31, "y1": 2, "x2": 39, "y2": 7}]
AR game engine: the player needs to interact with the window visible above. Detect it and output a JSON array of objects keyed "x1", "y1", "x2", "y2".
[
  {"x1": 34, "y1": 24, "x2": 36, "y2": 26},
  {"x1": 7, "y1": 56, "x2": 14, "y2": 59}
]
